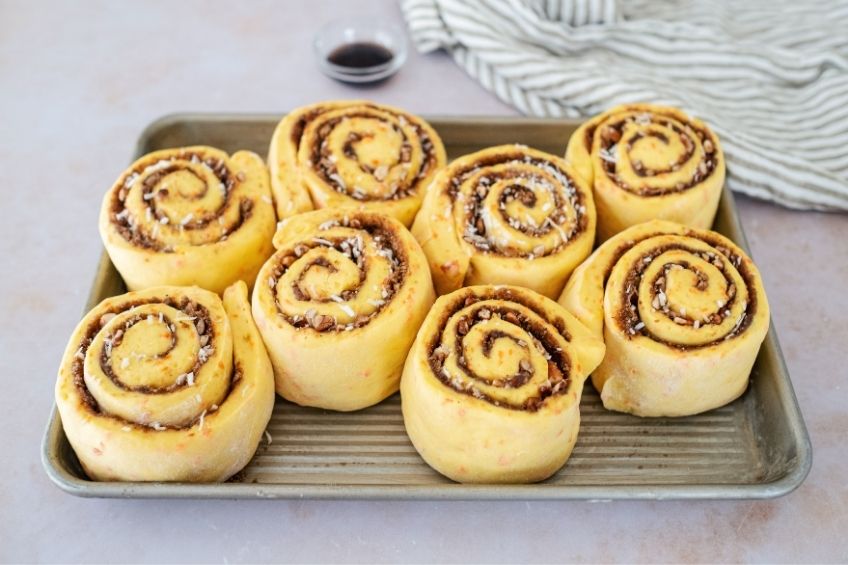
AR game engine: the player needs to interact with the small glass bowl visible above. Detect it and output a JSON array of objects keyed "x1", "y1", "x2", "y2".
[{"x1": 314, "y1": 17, "x2": 408, "y2": 84}]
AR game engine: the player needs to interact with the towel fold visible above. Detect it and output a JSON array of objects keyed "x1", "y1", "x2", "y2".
[{"x1": 402, "y1": 0, "x2": 848, "y2": 210}]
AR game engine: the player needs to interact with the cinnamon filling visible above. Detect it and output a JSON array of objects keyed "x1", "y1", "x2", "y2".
[
  {"x1": 96, "y1": 300, "x2": 213, "y2": 394},
  {"x1": 613, "y1": 241, "x2": 758, "y2": 349},
  {"x1": 596, "y1": 114, "x2": 719, "y2": 196},
  {"x1": 71, "y1": 297, "x2": 237, "y2": 432},
  {"x1": 426, "y1": 289, "x2": 572, "y2": 412},
  {"x1": 583, "y1": 110, "x2": 718, "y2": 197},
  {"x1": 110, "y1": 151, "x2": 251, "y2": 251},
  {"x1": 294, "y1": 106, "x2": 437, "y2": 201},
  {"x1": 270, "y1": 215, "x2": 408, "y2": 332},
  {"x1": 448, "y1": 150, "x2": 588, "y2": 258}
]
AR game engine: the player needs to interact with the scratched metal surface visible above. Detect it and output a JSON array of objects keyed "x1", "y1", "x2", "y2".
[{"x1": 41, "y1": 115, "x2": 811, "y2": 499}]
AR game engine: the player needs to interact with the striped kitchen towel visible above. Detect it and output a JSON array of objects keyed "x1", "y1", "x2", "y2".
[{"x1": 401, "y1": 0, "x2": 848, "y2": 211}]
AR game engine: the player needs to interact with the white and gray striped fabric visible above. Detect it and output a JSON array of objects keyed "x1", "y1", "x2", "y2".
[{"x1": 401, "y1": 0, "x2": 848, "y2": 211}]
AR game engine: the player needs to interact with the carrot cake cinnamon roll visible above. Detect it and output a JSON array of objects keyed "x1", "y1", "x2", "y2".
[
  {"x1": 99, "y1": 146, "x2": 276, "y2": 294},
  {"x1": 55, "y1": 282, "x2": 275, "y2": 482},
  {"x1": 252, "y1": 209, "x2": 435, "y2": 411},
  {"x1": 559, "y1": 220, "x2": 770, "y2": 417},
  {"x1": 566, "y1": 104, "x2": 725, "y2": 241},
  {"x1": 401, "y1": 285, "x2": 604, "y2": 483},
  {"x1": 268, "y1": 100, "x2": 446, "y2": 225},
  {"x1": 411, "y1": 144, "x2": 596, "y2": 298}
]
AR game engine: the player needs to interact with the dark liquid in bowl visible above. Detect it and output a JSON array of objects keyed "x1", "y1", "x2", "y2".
[{"x1": 328, "y1": 42, "x2": 394, "y2": 69}]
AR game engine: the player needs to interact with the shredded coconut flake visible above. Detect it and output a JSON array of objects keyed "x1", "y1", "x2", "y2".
[
  {"x1": 198, "y1": 345, "x2": 213, "y2": 362},
  {"x1": 329, "y1": 173, "x2": 346, "y2": 189},
  {"x1": 544, "y1": 217, "x2": 569, "y2": 243},
  {"x1": 599, "y1": 145, "x2": 619, "y2": 164},
  {"x1": 373, "y1": 165, "x2": 389, "y2": 181},
  {"x1": 143, "y1": 159, "x2": 174, "y2": 175},
  {"x1": 634, "y1": 112, "x2": 652, "y2": 125},
  {"x1": 123, "y1": 172, "x2": 139, "y2": 188}
]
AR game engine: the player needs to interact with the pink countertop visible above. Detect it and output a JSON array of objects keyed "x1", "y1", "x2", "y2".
[{"x1": 1, "y1": 1, "x2": 846, "y2": 562}]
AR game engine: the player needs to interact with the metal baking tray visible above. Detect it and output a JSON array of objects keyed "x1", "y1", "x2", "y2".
[{"x1": 42, "y1": 114, "x2": 812, "y2": 499}]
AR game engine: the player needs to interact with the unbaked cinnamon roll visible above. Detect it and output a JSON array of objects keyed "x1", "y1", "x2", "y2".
[
  {"x1": 411, "y1": 144, "x2": 596, "y2": 298},
  {"x1": 252, "y1": 209, "x2": 435, "y2": 411},
  {"x1": 559, "y1": 220, "x2": 770, "y2": 417},
  {"x1": 268, "y1": 100, "x2": 446, "y2": 225},
  {"x1": 401, "y1": 285, "x2": 605, "y2": 483},
  {"x1": 566, "y1": 104, "x2": 725, "y2": 241},
  {"x1": 99, "y1": 146, "x2": 276, "y2": 294},
  {"x1": 55, "y1": 282, "x2": 275, "y2": 482}
]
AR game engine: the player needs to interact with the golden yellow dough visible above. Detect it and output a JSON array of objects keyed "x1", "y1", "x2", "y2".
[
  {"x1": 411, "y1": 144, "x2": 596, "y2": 299},
  {"x1": 566, "y1": 104, "x2": 725, "y2": 241},
  {"x1": 55, "y1": 282, "x2": 275, "y2": 482},
  {"x1": 401, "y1": 285, "x2": 605, "y2": 483},
  {"x1": 558, "y1": 220, "x2": 770, "y2": 417},
  {"x1": 267, "y1": 100, "x2": 446, "y2": 225},
  {"x1": 99, "y1": 146, "x2": 276, "y2": 294},
  {"x1": 252, "y1": 209, "x2": 435, "y2": 411}
]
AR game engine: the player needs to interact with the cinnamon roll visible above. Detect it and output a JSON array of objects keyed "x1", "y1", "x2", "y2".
[
  {"x1": 558, "y1": 220, "x2": 770, "y2": 417},
  {"x1": 268, "y1": 100, "x2": 446, "y2": 225},
  {"x1": 411, "y1": 144, "x2": 596, "y2": 298},
  {"x1": 99, "y1": 146, "x2": 276, "y2": 294},
  {"x1": 55, "y1": 281, "x2": 275, "y2": 482},
  {"x1": 566, "y1": 104, "x2": 725, "y2": 241},
  {"x1": 252, "y1": 209, "x2": 435, "y2": 411},
  {"x1": 401, "y1": 285, "x2": 605, "y2": 483}
]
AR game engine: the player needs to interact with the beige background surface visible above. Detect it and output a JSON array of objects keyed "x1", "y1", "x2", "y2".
[{"x1": 1, "y1": 0, "x2": 847, "y2": 562}]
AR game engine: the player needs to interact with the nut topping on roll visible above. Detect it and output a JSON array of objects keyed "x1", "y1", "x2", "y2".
[
  {"x1": 558, "y1": 220, "x2": 770, "y2": 417},
  {"x1": 99, "y1": 146, "x2": 276, "y2": 294},
  {"x1": 567, "y1": 104, "x2": 725, "y2": 241},
  {"x1": 268, "y1": 100, "x2": 447, "y2": 226},
  {"x1": 55, "y1": 282, "x2": 275, "y2": 482},
  {"x1": 252, "y1": 209, "x2": 435, "y2": 411},
  {"x1": 411, "y1": 144, "x2": 596, "y2": 298},
  {"x1": 401, "y1": 285, "x2": 604, "y2": 483}
]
